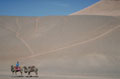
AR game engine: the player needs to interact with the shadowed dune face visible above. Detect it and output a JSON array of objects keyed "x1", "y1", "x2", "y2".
[
  {"x1": 70, "y1": 0, "x2": 120, "y2": 16},
  {"x1": 0, "y1": 15, "x2": 120, "y2": 77}
]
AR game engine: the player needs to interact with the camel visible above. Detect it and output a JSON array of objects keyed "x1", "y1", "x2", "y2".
[
  {"x1": 11, "y1": 65, "x2": 23, "y2": 76},
  {"x1": 23, "y1": 66, "x2": 38, "y2": 76}
]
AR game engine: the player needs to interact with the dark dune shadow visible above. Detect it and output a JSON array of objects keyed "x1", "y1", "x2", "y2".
[
  {"x1": 26, "y1": 75, "x2": 39, "y2": 77},
  {"x1": 11, "y1": 75, "x2": 39, "y2": 78},
  {"x1": 11, "y1": 75, "x2": 24, "y2": 77}
]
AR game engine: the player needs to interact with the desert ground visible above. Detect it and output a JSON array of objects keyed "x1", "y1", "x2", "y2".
[{"x1": 0, "y1": 0, "x2": 120, "y2": 79}]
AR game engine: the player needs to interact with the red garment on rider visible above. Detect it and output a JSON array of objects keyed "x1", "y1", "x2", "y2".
[{"x1": 15, "y1": 66, "x2": 20, "y2": 70}]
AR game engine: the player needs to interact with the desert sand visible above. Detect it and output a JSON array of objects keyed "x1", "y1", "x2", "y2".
[
  {"x1": 70, "y1": 0, "x2": 120, "y2": 16},
  {"x1": 0, "y1": 0, "x2": 120, "y2": 79}
]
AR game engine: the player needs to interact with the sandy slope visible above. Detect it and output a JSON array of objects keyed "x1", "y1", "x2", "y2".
[
  {"x1": 0, "y1": 15, "x2": 120, "y2": 79},
  {"x1": 70, "y1": 0, "x2": 120, "y2": 16},
  {"x1": 0, "y1": 1, "x2": 120, "y2": 78}
]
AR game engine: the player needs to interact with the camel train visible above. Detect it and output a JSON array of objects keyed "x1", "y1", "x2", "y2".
[{"x1": 11, "y1": 65, "x2": 38, "y2": 77}]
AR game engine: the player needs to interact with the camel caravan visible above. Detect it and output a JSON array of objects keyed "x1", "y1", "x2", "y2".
[{"x1": 11, "y1": 61, "x2": 38, "y2": 77}]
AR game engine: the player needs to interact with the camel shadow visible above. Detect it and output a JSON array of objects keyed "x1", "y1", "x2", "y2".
[{"x1": 11, "y1": 75, "x2": 39, "y2": 78}]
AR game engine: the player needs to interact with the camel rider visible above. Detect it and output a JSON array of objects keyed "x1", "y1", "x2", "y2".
[{"x1": 16, "y1": 61, "x2": 20, "y2": 70}]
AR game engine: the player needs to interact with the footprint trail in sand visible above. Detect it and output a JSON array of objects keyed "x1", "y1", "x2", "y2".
[
  {"x1": 16, "y1": 18, "x2": 35, "y2": 55},
  {"x1": 20, "y1": 24, "x2": 120, "y2": 60}
]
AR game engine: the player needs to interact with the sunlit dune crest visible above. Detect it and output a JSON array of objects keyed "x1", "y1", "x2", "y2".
[{"x1": 70, "y1": 0, "x2": 120, "y2": 16}]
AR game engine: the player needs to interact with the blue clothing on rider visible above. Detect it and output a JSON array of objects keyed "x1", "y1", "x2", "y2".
[{"x1": 16, "y1": 61, "x2": 20, "y2": 67}]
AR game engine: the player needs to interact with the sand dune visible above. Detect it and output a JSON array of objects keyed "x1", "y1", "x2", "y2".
[
  {"x1": 0, "y1": 15, "x2": 120, "y2": 79},
  {"x1": 0, "y1": 0, "x2": 120, "y2": 79},
  {"x1": 70, "y1": 0, "x2": 120, "y2": 16}
]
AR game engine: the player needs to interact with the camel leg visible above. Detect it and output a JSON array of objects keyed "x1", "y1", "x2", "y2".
[
  {"x1": 35, "y1": 71, "x2": 38, "y2": 76},
  {"x1": 15, "y1": 71, "x2": 17, "y2": 76},
  {"x1": 12, "y1": 72, "x2": 13, "y2": 75},
  {"x1": 12, "y1": 71, "x2": 14, "y2": 76},
  {"x1": 35, "y1": 68, "x2": 38, "y2": 76},
  {"x1": 28, "y1": 72, "x2": 30, "y2": 76},
  {"x1": 20, "y1": 71, "x2": 22, "y2": 76}
]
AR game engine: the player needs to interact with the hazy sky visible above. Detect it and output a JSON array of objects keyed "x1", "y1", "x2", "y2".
[{"x1": 0, "y1": 0, "x2": 99, "y2": 16}]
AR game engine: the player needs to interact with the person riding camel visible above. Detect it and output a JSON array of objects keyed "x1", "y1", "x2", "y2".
[{"x1": 16, "y1": 61, "x2": 20, "y2": 70}]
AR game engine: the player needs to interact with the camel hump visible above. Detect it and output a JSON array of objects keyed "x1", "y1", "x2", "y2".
[
  {"x1": 28, "y1": 66, "x2": 35, "y2": 68},
  {"x1": 32, "y1": 66, "x2": 35, "y2": 68}
]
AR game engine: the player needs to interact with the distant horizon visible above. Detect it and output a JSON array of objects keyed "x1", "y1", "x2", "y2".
[{"x1": 0, "y1": 0, "x2": 99, "y2": 16}]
